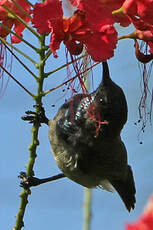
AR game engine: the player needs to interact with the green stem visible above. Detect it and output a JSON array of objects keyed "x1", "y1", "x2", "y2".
[
  {"x1": 82, "y1": 55, "x2": 92, "y2": 230},
  {"x1": 5, "y1": 44, "x2": 38, "y2": 79},
  {"x1": 24, "y1": 0, "x2": 34, "y2": 7},
  {"x1": 12, "y1": 190, "x2": 29, "y2": 229},
  {"x1": 0, "y1": 37, "x2": 37, "y2": 65},
  {"x1": 0, "y1": 64, "x2": 34, "y2": 97},
  {"x1": 10, "y1": 0, "x2": 32, "y2": 19},
  {"x1": 13, "y1": 34, "x2": 47, "y2": 230},
  {"x1": 44, "y1": 62, "x2": 99, "y2": 95},
  {"x1": 43, "y1": 49, "x2": 52, "y2": 62},
  {"x1": 118, "y1": 32, "x2": 136, "y2": 41},
  {"x1": 2, "y1": 5, "x2": 40, "y2": 39},
  {"x1": 0, "y1": 23, "x2": 37, "y2": 51},
  {"x1": 112, "y1": 7, "x2": 124, "y2": 15},
  {"x1": 45, "y1": 54, "x2": 88, "y2": 77},
  {"x1": 83, "y1": 188, "x2": 92, "y2": 230}
]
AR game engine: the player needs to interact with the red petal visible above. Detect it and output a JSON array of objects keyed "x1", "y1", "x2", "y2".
[
  {"x1": 122, "y1": 0, "x2": 153, "y2": 27},
  {"x1": 122, "y1": 0, "x2": 137, "y2": 15},
  {"x1": 80, "y1": 25, "x2": 117, "y2": 61},
  {"x1": 113, "y1": 13, "x2": 131, "y2": 27},
  {"x1": 0, "y1": 19, "x2": 13, "y2": 37},
  {"x1": 135, "y1": 29, "x2": 153, "y2": 42},
  {"x1": 64, "y1": 40, "x2": 83, "y2": 55},
  {"x1": 0, "y1": 0, "x2": 31, "y2": 19},
  {"x1": 0, "y1": 0, "x2": 31, "y2": 41},
  {"x1": 32, "y1": 0, "x2": 63, "y2": 34},
  {"x1": 99, "y1": 0, "x2": 124, "y2": 10},
  {"x1": 69, "y1": 0, "x2": 80, "y2": 6},
  {"x1": 78, "y1": 0, "x2": 114, "y2": 30},
  {"x1": 50, "y1": 31, "x2": 64, "y2": 58},
  {"x1": 11, "y1": 20, "x2": 24, "y2": 43},
  {"x1": 148, "y1": 41, "x2": 153, "y2": 54},
  {"x1": 133, "y1": 0, "x2": 153, "y2": 25},
  {"x1": 13, "y1": 0, "x2": 31, "y2": 18}
]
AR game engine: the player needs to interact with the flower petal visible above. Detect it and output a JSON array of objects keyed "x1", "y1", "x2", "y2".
[
  {"x1": 32, "y1": 0, "x2": 63, "y2": 34},
  {"x1": 69, "y1": 0, "x2": 80, "y2": 7},
  {"x1": 50, "y1": 31, "x2": 64, "y2": 58},
  {"x1": 80, "y1": 25, "x2": 117, "y2": 61},
  {"x1": 0, "y1": 19, "x2": 14, "y2": 37},
  {"x1": 77, "y1": 0, "x2": 114, "y2": 30}
]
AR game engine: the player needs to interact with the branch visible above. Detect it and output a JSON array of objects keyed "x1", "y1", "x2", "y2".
[
  {"x1": 13, "y1": 34, "x2": 47, "y2": 230},
  {"x1": 43, "y1": 62, "x2": 100, "y2": 95},
  {"x1": 0, "y1": 64, "x2": 34, "y2": 97},
  {"x1": 83, "y1": 188, "x2": 92, "y2": 230},
  {"x1": 0, "y1": 37, "x2": 37, "y2": 65}
]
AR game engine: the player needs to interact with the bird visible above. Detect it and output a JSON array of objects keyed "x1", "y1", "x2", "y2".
[
  {"x1": 48, "y1": 62, "x2": 136, "y2": 212},
  {"x1": 21, "y1": 62, "x2": 136, "y2": 211}
]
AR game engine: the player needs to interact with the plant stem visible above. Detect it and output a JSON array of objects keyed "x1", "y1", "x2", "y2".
[
  {"x1": 0, "y1": 64, "x2": 34, "y2": 97},
  {"x1": 83, "y1": 188, "x2": 92, "y2": 230},
  {"x1": 13, "y1": 34, "x2": 47, "y2": 230},
  {"x1": 44, "y1": 62, "x2": 99, "y2": 95},
  {"x1": 5, "y1": 45, "x2": 38, "y2": 79},
  {"x1": 0, "y1": 23, "x2": 37, "y2": 51},
  {"x1": 11, "y1": 0, "x2": 32, "y2": 19},
  {"x1": 42, "y1": 49, "x2": 52, "y2": 62},
  {"x1": 0, "y1": 37, "x2": 37, "y2": 65},
  {"x1": 118, "y1": 32, "x2": 136, "y2": 41},
  {"x1": 2, "y1": 5, "x2": 40, "y2": 39},
  {"x1": 24, "y1": 0, "x2": 34, "y2": 7},
  {"x1": 45, "y1": 54, "x2": 88, "y2": 77},
  {"x1": 82, "y1": 55, "x2": 92, "y2": 230}
]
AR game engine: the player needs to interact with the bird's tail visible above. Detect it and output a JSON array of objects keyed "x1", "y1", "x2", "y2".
[{"x1": 110, "y1": 165, "x2": 136, "y2": 212}]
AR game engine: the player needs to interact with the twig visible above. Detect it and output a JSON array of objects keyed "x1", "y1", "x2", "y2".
[
  {"x1": 0, "y1": 64, "x2": 34, "y2": 97},
  {"x1": 13, "y1": 34, "x2": 46, "y2": 230},
  {"x1": 83, "y1": 188, "x2": 92, "y2": 230},
  {"x1": 0, "y1": 37, "x2": 37, "y2": 65}
]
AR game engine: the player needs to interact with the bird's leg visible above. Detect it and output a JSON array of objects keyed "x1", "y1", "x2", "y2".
[
  {"x1": 19, "y1": 172, "x2": 66, "y2": 189},
  {"x1": 21, "y1": 105, "x2": 49, "y2": 126},
  {"x1": 21, "y1": 106, "x2": 66, "y2": 188}
]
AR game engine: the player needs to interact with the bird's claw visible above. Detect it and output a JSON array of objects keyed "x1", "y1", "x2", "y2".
[
  {"x1": 18, "y1": 171, "x2": 42, "y2": 189},
  {"x1": 21, "y1": 105, "x2": 49, "y2": 126}
]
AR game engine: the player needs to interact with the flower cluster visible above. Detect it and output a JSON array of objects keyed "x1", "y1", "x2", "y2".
[
  {"x1": 111, "y1": 0, "x2": 153, "y2": 62},
  {"x1": 32, "y1": 0, "x2": 117, "y2": 61},
  {"x1": 32, "y1": 0, "x2": 153, "y2": 62},
  {"x1": 0, "y1": 0, "x2": 31, "y2": 43},
  {"x1": 126, "y1": 195, "x2": 153, "y2": 230},
  {"x1": 1, "y1": 0, "x2": 153, "y2": 62}
]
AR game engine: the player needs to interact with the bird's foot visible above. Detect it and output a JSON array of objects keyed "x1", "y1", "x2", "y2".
[
  {"x1": 19, "y1": 172, "x2": 42, "y2": 190},
  {"x1": 19, "y1": 171, "x2": 66, "y2": 189},
  {"x1": 21, "y1": 105, "x2": 49, "y2": 126}
]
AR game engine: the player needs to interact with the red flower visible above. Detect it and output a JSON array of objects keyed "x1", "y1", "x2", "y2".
[
  {"x1": 69, "y1": 0, "x2": 79, "y2": 6},
  {"x1": 117, "y1": 0, "x2": 153, "y2": 33},
  {"x1": 135, "y1": 30, "x2": 153, "y2": 42},
  {"x1": 32, "y1": 0, "x2": 117, "y2": 61},
  {"x1": 126, "y1": 212, "x2": 153, "y2": 230},
  {"x1": 99, "y1": 0, "x2": 131, "y2": 27},
  {"x1": 122, "y1": 0, "x2": 153, "y2": 54},
  {"x1": 0, "y1": 0, "x2": 31, "y2": 43},
  {"x1": 113, "y1": 0, "x2": 153, "y2": 55},
  {"x1": 148, "y1": 41, "x2": 153, "y2": 54},
  {"x1": 70, "y1": 0, "x2": 131, "y2": 27},
  {"x1": 122, "y1": 0, "x2": 153, "y2": 25},
  {"x1": 126, "y1": 195, "x2": 153, "y2": 230}
]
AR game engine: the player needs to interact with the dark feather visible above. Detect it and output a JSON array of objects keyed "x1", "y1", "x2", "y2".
[{"x1": 49, "y1": 62, "x2": 136, "y2": 211}]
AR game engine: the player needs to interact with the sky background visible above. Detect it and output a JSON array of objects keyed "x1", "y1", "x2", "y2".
[{"x1": 1, "y1": 1, "x2": 153, "y2": 230}]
